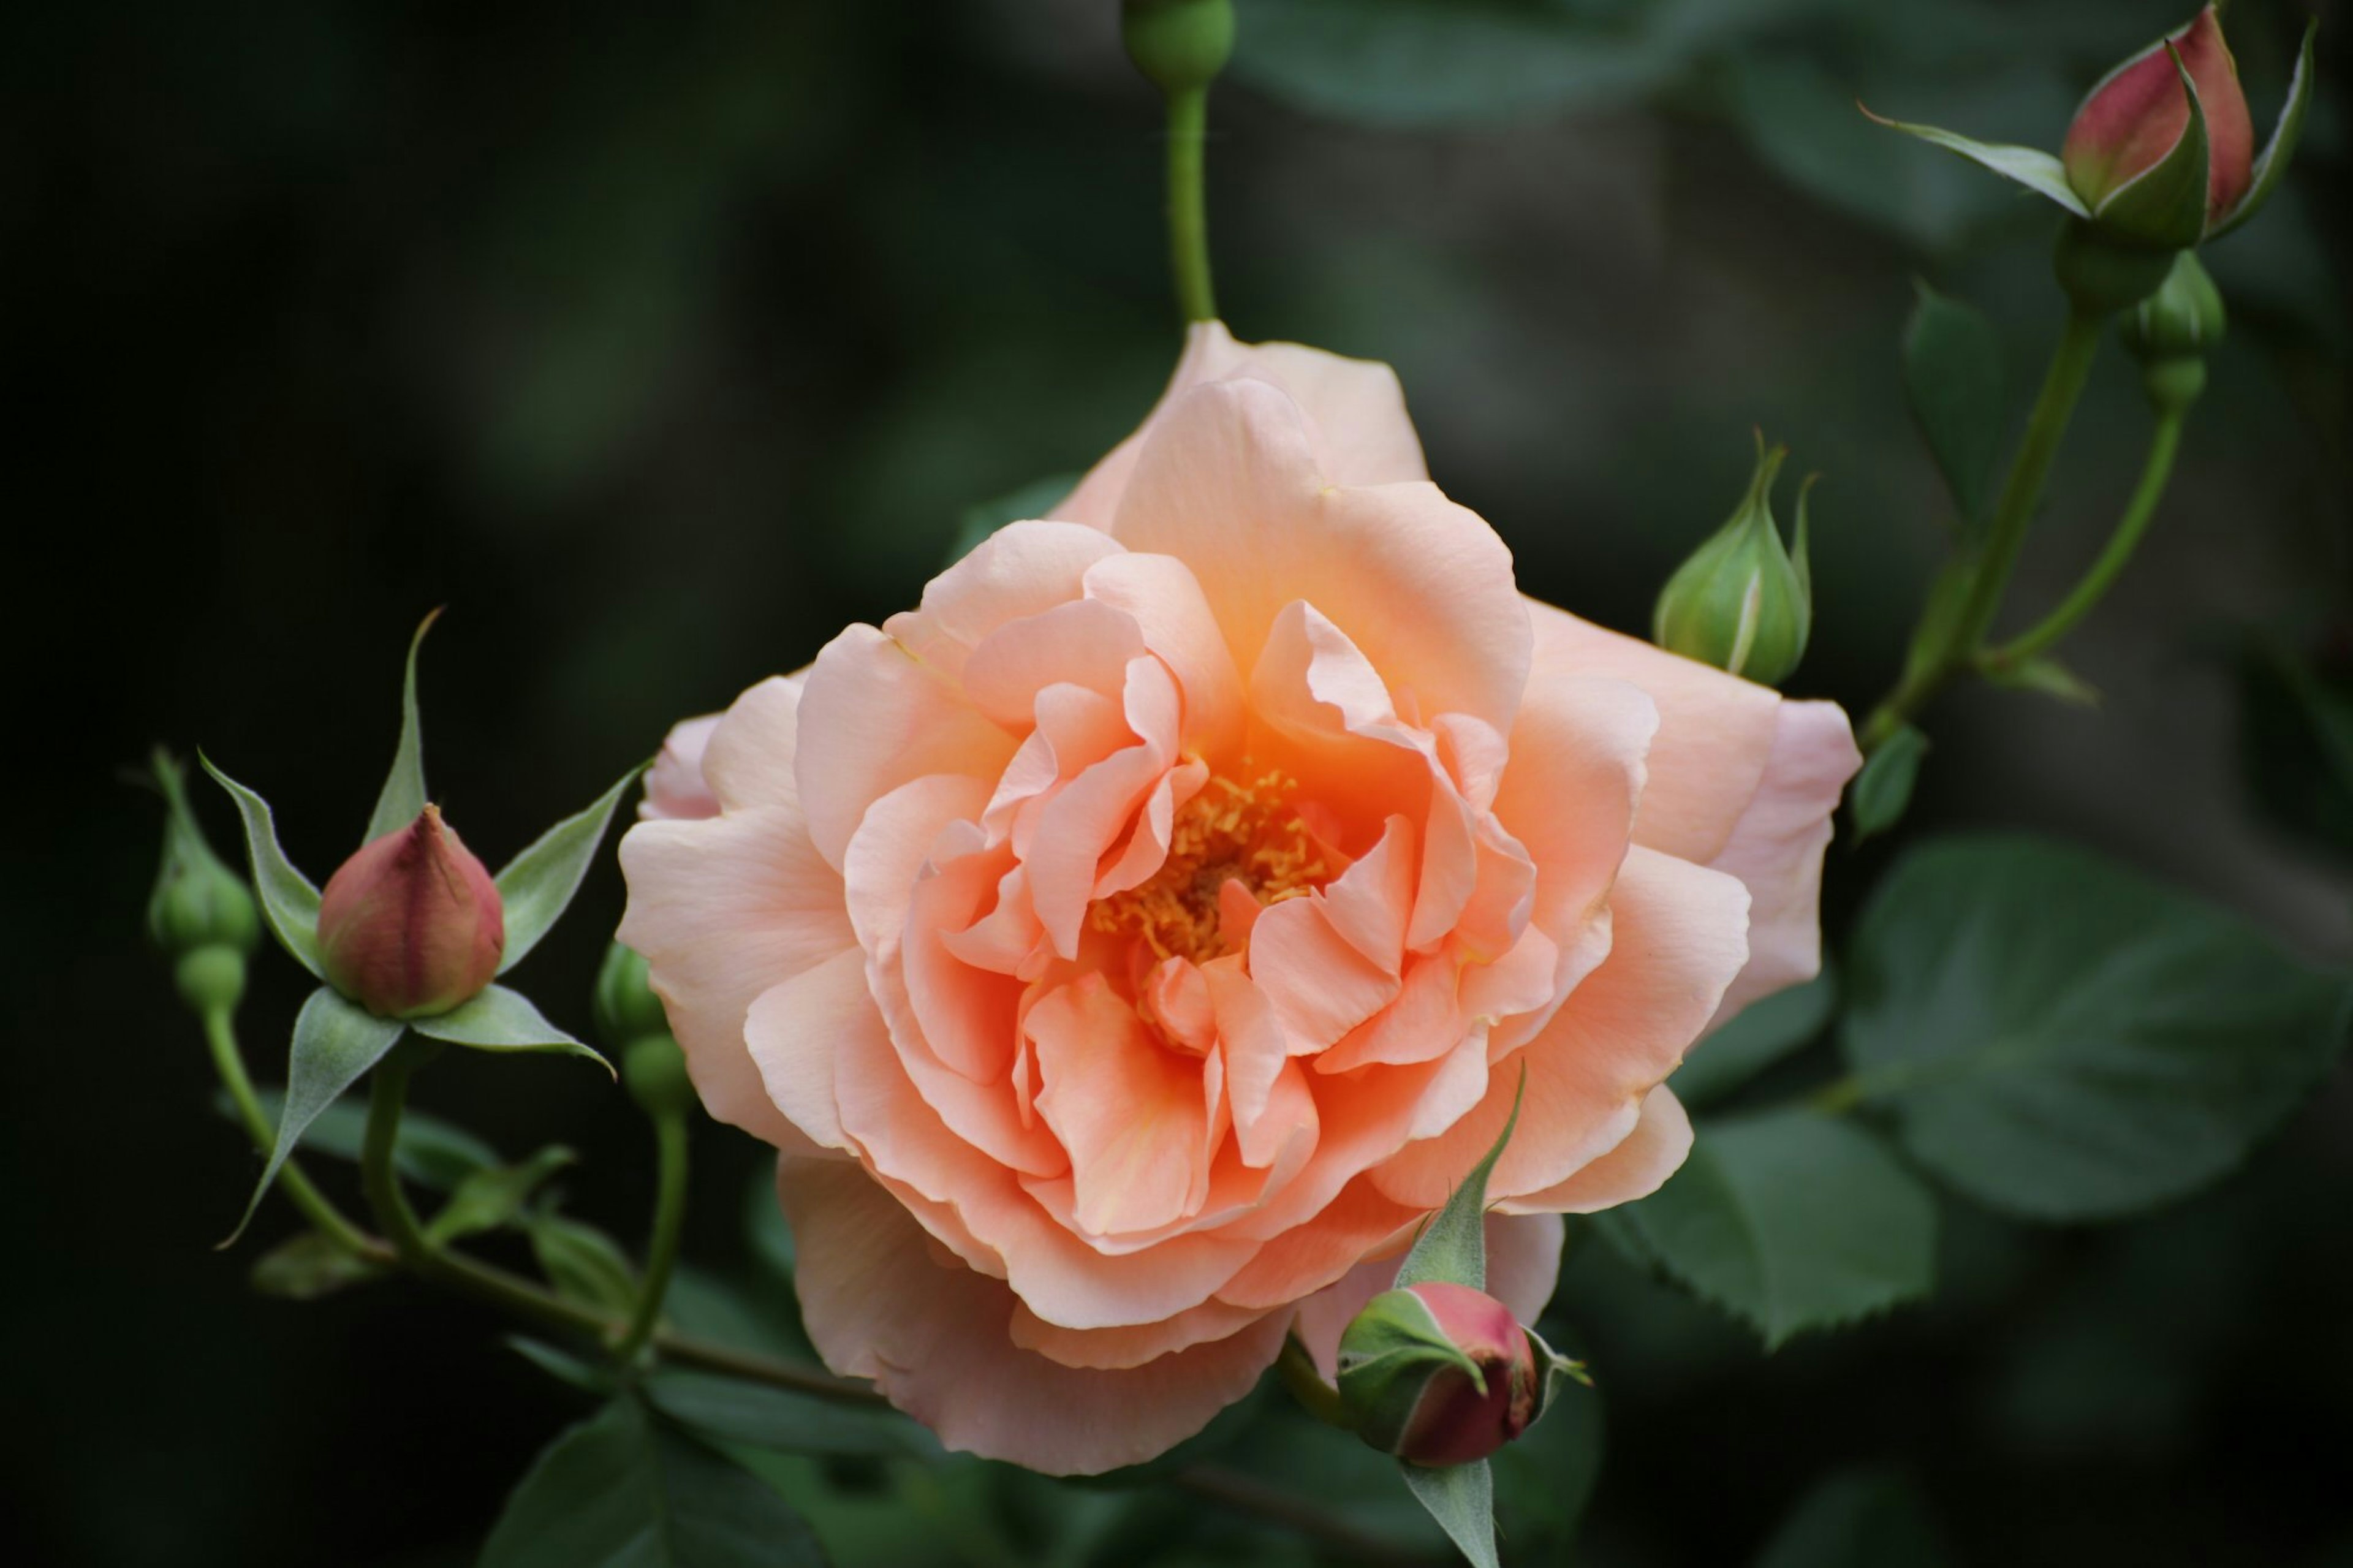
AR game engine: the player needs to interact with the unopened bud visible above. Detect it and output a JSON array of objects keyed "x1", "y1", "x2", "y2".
[
  {"x1": 317, "y1": 805, "x2": 504, "y2": 1020},
  {"x1": 1337, "y1": 1282, "x2": 1543, "y2": 1468},
  {"x1": 1123, "y1": 0, "x2": 1234, "y2": 97},
  {"x1": 593, "y1": 941, "x2": 670, "y2": 1047},
  {"x1": 1653, "y1": 437, "x2": 1814, "y2": 687},
  {"x1": 2060, "y1": 6, "x2": 2254, "y2": 242},
  {"x1": 2121, "y1": 249, "x2": 2224, "y2": 413},
  {"x1": 147, "y1": 751, "x2": 262, "y2": 962}
]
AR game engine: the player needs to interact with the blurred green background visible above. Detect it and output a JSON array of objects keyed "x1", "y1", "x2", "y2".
[{"x1": 8, "y1": 0, "x2": 2349, "y2": 1563}]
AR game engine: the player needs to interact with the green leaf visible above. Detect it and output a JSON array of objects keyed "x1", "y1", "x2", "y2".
[
  {"x1": 222, "y1": 1086, "x2": 499, "y2": 1190},
  {"x1": 1398, "y1": 1459, "x2": 1497, "y2": 1568},
  {"x1": 410, "y1": 985, "x2": 612, "y2": 1074},
  {"x1": 2088, "y1": 44, "x2": 2208, "y2": 251},
  {"x1": 507, "y1": 1337, "x2": 615, "y2": 1397},
  {"x1": 365, "y1": 608, "x2": 440, "y2": 844},
  {"x1": 494, "y1": 765, "x2": 643, "y2": 974},
  {"x1": 1754, "y1": 1464, "x2": 1955, "y2": 1568},
  {"x1": 1860, "y1": 111, "x2": 2089, "y2": 216},
  {"x1": 1843, "y1": 833, "x2": 2353, "y2": 1220},
  {"x1": 1609, "y1": 1108, "x2": 1936, "y2": 1349},
  {"x1": 1850, "y1": 725, "x2": 1929, "y2": 844},
  {"x1": 199, "y1": 756, "x2": 324, "y2": 977},
  {"x1": 425, "y1": 1145, "x2": 578, "y2": 1245},
  {"x1": 642, "y1": 1371, "x2": 926, "y2": 1460},
  {"x1": 1985, "y1": 653, "x2": 2099, "y2": 707},
  {"x1": 530, "y1": 1213, "x2": 641, "y2": 1317},
  {"x1": 1395, "y1": 1068, "x2": 1524, "y2": 1291},
  {"x1": 2210, "y1": 18, "x2": 2317, "y2": 240},
  {"x1": 479, "y1": 1396, "x2": 827, "y2": 1568},
  {"x1": 1901, "y1": 282, "x2": 2006, "y2": 527},
  {"x1": 249, "y1": 1231, "x2": 387, "y2": 1300},
  {"x1": 945, "y1": 472, "x2": 1080, "y2": 566},
  {"x1": 225, "y1": 988, "x2": 405, "y2": 1246},
  {"x1": 1675, "y1": 970, "x2": 1838, "y2": 1108}
]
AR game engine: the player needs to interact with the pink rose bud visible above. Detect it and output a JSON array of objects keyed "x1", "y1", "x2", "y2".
[
  {"x1": 1336, "y1": 1281, "x2": 1543, "y2": 1468},
  {"x1": 317, "y1": 805, "x2": 505, "y2": 1020},
  {"x1": 2061, "y1": 4, "x2": 2256, "y2": 229}
]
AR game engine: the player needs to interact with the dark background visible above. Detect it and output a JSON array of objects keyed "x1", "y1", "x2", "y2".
[{"x1": 6, "y1": 1, "x2": 2347, "y2": 1564}]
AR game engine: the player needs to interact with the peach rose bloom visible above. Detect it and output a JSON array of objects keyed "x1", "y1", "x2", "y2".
[{"x1": 618, "y1": 324, "x2": 1861, "y2": 1474}]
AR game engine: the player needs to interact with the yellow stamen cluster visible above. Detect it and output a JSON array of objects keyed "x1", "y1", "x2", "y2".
[{"x1": 1088, "y1": 771, "x2": 1328, "y2": 964}]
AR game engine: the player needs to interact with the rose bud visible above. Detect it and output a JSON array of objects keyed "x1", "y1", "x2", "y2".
[
  {"x1": 148, "y1": 750, "x2": 262, "y2": 1014},
  {"x1": 2061, "y1": 5, "x2": 2256, "y2": 241},
  {"x1": 2120, "y1": 249, "x2": 2226, "y2": 414},
  {"x1": 1336, "y1": 1282, "x2": 1544, "y2": 1468},
  {"x1": 316, "y1": 805, "x2": 505, "y2": 1020},
  {"x1": 1653, "y1": 436, "x2": 1814, "y2": 687}
]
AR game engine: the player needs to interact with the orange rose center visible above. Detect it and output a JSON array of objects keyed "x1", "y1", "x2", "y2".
[{"x1": 1088, "y1": 770, "x2": 1330, "y2": 964}]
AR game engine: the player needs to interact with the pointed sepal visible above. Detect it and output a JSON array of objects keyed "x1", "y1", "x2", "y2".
[
  {"x1": 200, "y1": 754, "x2": 325, "y2": 978},
  {"x1": 1398, "y1": 1458, "x2": 1499, "y2": 1568},
  {"x1": 222, "y1": 987, "x2": 405, "y2": 1246},
  {"x1": 1396, "y1": 1067, "x2": 1525, "y2": 1292},
  {"x1": 2085, "y1": 42, "x2": 2210, "y2": 251},
  {"x1": 2210, "y1": 18, "x2": 2317, "y2": 240},
  {"x1": 1859, "y1": 108, "x2": 2090, "y2": 216},
  {"x1": 409, "y1": 984, "x2": 613, "y2": 1075},
  {"x1": 493, "y1": 764, "x2": 646, "y2": 974},
  {"x1": 364, "y1": 608, "x2": 441, "y2": 844}
]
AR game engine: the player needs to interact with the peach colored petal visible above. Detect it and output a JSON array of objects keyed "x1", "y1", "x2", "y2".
[
  {"x1": 697, "y1": 675, "x2": 808, "y2": 812},
  {"x1": 1703, "y1": 698, "x2": 1860, "y2": 1023},
  {"x1": 1008, "y1": 1295, "x2": 1275, "y2": 1372},
  {"x1": 796, "y1": 623, "x2": 1016, "y2": 871},
  {"x1": 1317, "y1": 953, "x2": 1464, "y2": 1074},
  {"x1": 639, "y1": 713, "x2": 722, "y2": 822},
  {"x1": 1290, "y1": 1213, "x2": 1564, "y2": 1383},
  {"x1": 781, "y1": 1158, "x2": 1289, "y2": 1475},
  {"x1": 741, "y1": 948, "x2": 867, "y2": 1153},
  {"x1": 881, "y1": 520, "x2": 1126, "y2": 684},
  {"x1": 1502, "y1": 1085, "x2": 1692, "y2": 1214},
  {"x1": 617, "y1": 723, "x2": 853, "y2": 1152},
  {"x1": 1525, "y1": 598, "x2": 1778, "y2": 866},
  {"x1": 960, "y1": 598, "x2": 1147, "y2": 730},
  {"x1": 1115, "y1": 379, "x2": 1529, "y2": 735},
  {"x1": 1051, "y1": 320, "x2": 1427, "y2": 531},
  {"x1": 1029, "y1": 975, "x2": 1211, "y2": 1238},
  {"x1": 1319, "y1": 813, "x2": 1417, "y2": 971},
  {"x1": 1081, "y1": 552, "x2": 1248, "y2": 760},
  {"x1": 1248, "y1": 896, "x2": 1403, "y2": 1053},
  {"x1": 1213, "y1": 1177, "x2": 1421, "y2": 1311},
  {"x1": 1371, "y1": 845, "x2": 1749, "y2": 1208}
]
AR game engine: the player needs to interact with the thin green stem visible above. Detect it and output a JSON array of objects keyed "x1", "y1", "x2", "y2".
[
  {"x1": 203, "y1": 1006, "x2": 388, "y2": 1260},
  {"x1": 613, "y1": 1104, "x2": 689, "y2": 1369},
  {"x1": 1859, "y1": 307, "x2": 2107, "y2": 752},
  {"x1": 1165, "y1": 85, "x2": 1216, "y2": 322},
  {"x1": 1979, "y1": 409, "x2": 2186, "y2": 674}
]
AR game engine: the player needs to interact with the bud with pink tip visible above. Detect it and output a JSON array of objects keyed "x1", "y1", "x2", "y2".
[
  {"x1": 2061, "y1": 4, "x2": 2255, "y2": 233},
  {"x1": 317, "y1": 805, "x2": 506, "y2": 1019},
  {"x1": 1336, "y1": 1281, "x2": 1547, "y2": 1468}
]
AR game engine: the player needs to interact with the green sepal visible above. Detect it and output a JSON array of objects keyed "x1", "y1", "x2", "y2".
[
  {"x1": 1851, "y1": 725, "x2": 1930, "y2": 844},
  {"x1": 529, "y1": 1213, "x2": 642, "y2": 1316},
  {"x1": 1859, "y1": 108, "x2": 2089, "y2": 217},
  {"x1": 423, "y1": 1144, "x2": 578, "y2": 1245},
  {"x1": 409, "y1": 985, "x2": 613, "y2": 1074},
  {"x1": 2210, "y1": 18, "x2": 2317, "y2": 241},
  {"x1": 1396, "y1": 1066, "x2": 1525, "y2": 1292},
  {"x1": 146, "y1": 749, "x2": 261, "y2": 961},
  {"x1": 494, "y1": 764, "x2": 645, "y2": 975},
  {"x1": 1985, "y1": 654, "x2": 2101, "y2": 707},
  {"x1": 363, "y1": 608, "x2": 440, "y2": 844},
  {"x1": 222, "y1": 987, "x2": 405, "y2": 1246},
  {"x1": 1398, "y1": 1458, "x2": 1498, "y2": 1568},
  {"x1": 2086, "y1": 43, "x2": 2208, "y2": 251},
  {"x1": 1338, "y1": 1287, "x2": 1492, "y2": 1452},
  {"x1": 250, "y1": 1230, "x2": 387, "y2": 1300},
  {"x1": 1524, "y1": 1322, "x2": 1592, "y2": 1421},
  {"x1": 200, "y1": 755, "x2": 325, "y2": 977}
]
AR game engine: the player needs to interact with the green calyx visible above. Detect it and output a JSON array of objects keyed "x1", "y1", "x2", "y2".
[
  {"x1": 593, "y1": 942, "x2": 669, "y2": 1047},
  {"x1": 1122, "y1": 0, "x2": 1234, "y2": 97},
  {"x1": 1652, "y1": 436, "x2": 1815, "y2": 687},
  {"x1": 621, "y1": 1034, "x2": 694, "y2": 1119},
  {"x1": 2120, "y1": 250, "x2": 2224, "y2": 414},
  {"x1": 2052, "y1": 221, "x2": 2180, "y2": 318},
  {"x1": 1336, "y1": 1287, "x2": 1490, "y2": 1452},
  {"x1": 148, "y1": 749, "x2": 262, "y2": 964}
]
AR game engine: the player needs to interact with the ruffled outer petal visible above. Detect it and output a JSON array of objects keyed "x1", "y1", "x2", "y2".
[
  {"x1": 640, "y1": 713, "x2": 722, "y2": 822},
  {"x1": 782, "y1": 1157, "x2": 1290, "y2": 1475},
  {"x1": 1052, "y1": 320, "x2": 1427, "y2": 531},
  {"x1": 1703, "y1": 699, "x2": 1860, "y2": 1023}
]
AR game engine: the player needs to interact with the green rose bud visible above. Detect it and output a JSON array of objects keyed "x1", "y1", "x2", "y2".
[
  {"x1": 2120, "y1": 249, "x2": 2224, "y2": 414},
  {"x1": 147, "y1": 750, "x2": 262, "y2": 1014},
  {"x1": 593, "y1": 941, "x2": 669, "y2": 1047},
  {"x1": 1338, "y1": 1282, "x2": 1545, "y2": 1468},
  {"x1": 1652, "y1": 436, "x2": 1815, "y2": 687},
  {"x1": 1122, "y1": 0, "x2": 1233, "y2": 97}
]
